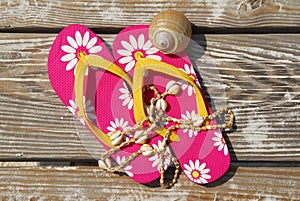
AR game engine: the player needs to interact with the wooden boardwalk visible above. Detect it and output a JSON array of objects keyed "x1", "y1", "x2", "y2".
[{"x1": 0, "y1": 0, "x2": 299, "y2": 200}]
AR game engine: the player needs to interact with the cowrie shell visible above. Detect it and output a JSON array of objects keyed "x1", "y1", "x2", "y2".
[{"x1": 156, "y1": 98, "x2": 167, "y2": 111}]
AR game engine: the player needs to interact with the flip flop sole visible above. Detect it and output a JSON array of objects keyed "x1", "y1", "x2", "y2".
[{"x1": 112, "y1": 25, "x2": 230, "y2": 184}]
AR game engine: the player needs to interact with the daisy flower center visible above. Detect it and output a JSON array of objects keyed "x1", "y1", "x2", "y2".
[
  {"x1": 78, "y1": 50, "x2": 87, "y2": 59},
  {"x1": 222, "y1": 138, "x2": 226, "y2": 144},
  {"x1": 134, "y1": 51, "x2": 144, "y2": 60},
  {"x1": 192, "y1": 170, "x2": 200, "y2": 179}
]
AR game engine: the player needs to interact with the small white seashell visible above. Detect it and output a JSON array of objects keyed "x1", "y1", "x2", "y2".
[
  {"x1": 112, "y1": 135, "x2": 123, "y2": 146},
  {"x1": 156, "y1": 98, "x2": 167, "y2": 111},
  {"x1": 135, "y1": 135, "x2": 148, "y2": 144},
  {"x1": 166, "y1": 80, "x2": 180, "y2": 95},
  {"x1": 98, "y1": 160, "x2": 107, "y2": 169},
  {"x1": 141, "y1": 144, "x2": 154, "y2": 156},
  {"x1": 166, "y1": 80, "x2": 177, "y2": 90},
  {"x1": 108, "y1": 130, "x2": 121, "y2": 137},
  {"x1": 192, "y1": 114, "x2": 204, "y2": 127},
  {"x1": 98, "y1": 157, "x2": 113, "y2": 169},
  {"x1": 141, "y1": 144, "x2": 152, "y2": 151},
  {"x1": 110, "y1": 131, "x2": 122, "y2": 141},
  {"x1": 143, "y1": 150, "x2": 154, "y2": 157},
  {"x1": 134, "y1": 130, "x2": 144, "y2": 139},
  {"x1": 105, "y1": 158, "x2": 112, "y2": 168}
]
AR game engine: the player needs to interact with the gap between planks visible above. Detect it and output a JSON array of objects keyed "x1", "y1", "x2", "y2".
[
  {"x1": 0, "y1": 161, "x2": 300, "y2": 167},
  {"x1": 1, "y1": 26, "x2": 300, "y2": 35},
  {"x1": 1, "y1": 0, "x2": 300, "y2": 31}
]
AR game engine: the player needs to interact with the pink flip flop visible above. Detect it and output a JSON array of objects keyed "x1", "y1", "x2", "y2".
[
  {"x1": 48, "y1": 24, "x2": 164, "y2": 184},
  {"x1": 112, "y1": 25, "x2": 231, "y2": 185}
]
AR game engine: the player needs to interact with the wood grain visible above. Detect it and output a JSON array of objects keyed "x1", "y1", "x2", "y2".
[
  {"x1": 0, "y1": 165, "x2": 299, "y2": 200},
  {"x1": 0, "y1": 33, "x2": 299, "y2": 161},
  {"x1": 0, "y1": 0, "x2": 300, "y2": 31}
]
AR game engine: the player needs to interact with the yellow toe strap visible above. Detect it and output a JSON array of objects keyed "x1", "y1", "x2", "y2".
[
  {"x1": 75, "y1": 55, "x2": 133, "y2": 148},
  {"x1": 133, "y1": 57, "x2": 208, "y2": 142}
]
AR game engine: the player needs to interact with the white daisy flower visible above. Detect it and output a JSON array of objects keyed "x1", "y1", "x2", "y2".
[
  {"x1": 178, "y1": 64, "x2": 198, "y2": 96},
  {"x1": 212, "y1": 132, "x2": 229, "y2": 156},
  {"x1": 61, "y1": 30, "x2": 102, "y2": 75},
  {"x1": 183, "y1": 160, "x2": 211, "y2": 184},
  {"x1": 106, "y1": 118, "x2": 132, "y2": 141},
  {"x1": 107, "y1": 118, "x2": 129, "y2": 132},
  {"x1": 117, "y1": 34, "x2": 162, "y2": 72},
  {"x1": 67, "y1": 96, "x2": 96, "y2": 125},
  {"x1": 148, "y1": 140, "x2": 171, "y2": 170},
  {"x1": 67, "y1": 99, "x2": 84, "y2": 125},
  {"x1": 181, "y1": 110, "x2": 198, "y2": 138},
  {"x1": 119, "y1": 82, "x2": 133, "y2": 110},
  {"x1": 116, "y1": 156, "x2": 134, "y2": 177}
]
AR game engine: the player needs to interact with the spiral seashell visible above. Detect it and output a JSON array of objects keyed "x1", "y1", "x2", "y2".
[{"x1": 149, "y1": 10, "x2": 192, "y2": 54}]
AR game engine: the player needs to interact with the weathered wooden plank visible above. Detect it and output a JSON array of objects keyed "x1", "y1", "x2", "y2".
[
  {"x1": 0, "y1": 165, "x2": 299, "y2": 200},
  {"x1": 193, "y1": 34, "x2": 300, "y2": 160},
  {"x1": 0, "y1": 33, "x2": 299, "y2": 160},
  {"x1": 0, "y1": 0, "x2": 300, "y2": 31}
]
